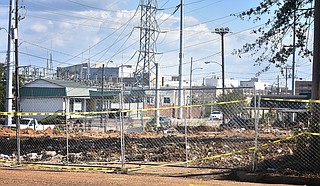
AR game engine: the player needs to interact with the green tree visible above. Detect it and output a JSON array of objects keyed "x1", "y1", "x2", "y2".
[
  {"x1": 216, "y1": 89, "x2": 249, "y2": 120},
  {"x1": 233, "y1": 0, "x2": 313, "y2": 75},
  {"x1": 233, "y1": 0, "x2": 319, "y2": 167},
  {"x1": 0, "y1": 62, "x2": 26, "y2": 113}
]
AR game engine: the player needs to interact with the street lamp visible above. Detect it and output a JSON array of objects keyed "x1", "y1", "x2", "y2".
[
  {"x1": 212, "y1": 27, "x2": 229, "y2": 96},
  {"x1": 189, "y1": 57, "x2": 203, "y2": 119}
]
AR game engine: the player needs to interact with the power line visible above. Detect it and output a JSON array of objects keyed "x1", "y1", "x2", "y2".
[
  {"x1": 65, "y1": 0, "x2": 121, "y2": 12},
  {"x1": 61, "y1": 6, "x2": 140, "y2": 64}
]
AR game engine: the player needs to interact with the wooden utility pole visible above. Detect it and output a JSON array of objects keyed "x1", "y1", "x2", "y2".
[
  {"x1": 178, "y1": 0, "x2": 184, "y2": 119},
  {"x1": 312, "y1": 0, "x2": 320, "y2": 100},
  {"x1": 311, "y1": 0, "x2": 320, "y2": 160},
  {"x1": 14, "y1": 0, "x2": 21, "y2": 164},
  {"x1": 291, "y1": 2, "x2": 297, "y2": 95}
]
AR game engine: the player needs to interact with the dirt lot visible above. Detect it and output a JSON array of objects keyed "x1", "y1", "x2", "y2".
[
  {"x1": 0, "y1": 126, "x2": 320, "y2": 185},
  {"x1": 0, "y1": 167, "x2": 293, "y2": 186}
]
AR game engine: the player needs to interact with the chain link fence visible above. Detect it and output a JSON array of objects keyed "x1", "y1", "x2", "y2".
[{"x1": 0, "y1": 87, "x2": 319, "y2": 177}]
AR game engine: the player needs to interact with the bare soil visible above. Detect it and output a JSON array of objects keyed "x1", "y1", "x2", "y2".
[
  {"x1": 0, "y1": 126, "x2": 320, "y2": 185},
  {"x1": 0, "y1": 167, "x2": 293, "y2": 186}
]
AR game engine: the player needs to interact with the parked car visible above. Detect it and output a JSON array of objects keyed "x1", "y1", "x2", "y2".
[
  {"x1": 2, "y1": 118, "x2": 55, "y2": 130},
  {"x1": 209, "y1": 111, "x2": 223, "y2": 120},
  {"x1": 159, "y1": 116, "x2": 172, "y2": 125}
]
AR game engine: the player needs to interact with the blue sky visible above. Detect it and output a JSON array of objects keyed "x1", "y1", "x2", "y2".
[{"x1": 0, "y1": 0, "x2": 314, "y2": 87}]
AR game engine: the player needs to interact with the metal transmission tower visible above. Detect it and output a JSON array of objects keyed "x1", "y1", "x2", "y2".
[{"x1": 134, "y1": 0, "x2": 160, "y2": 88}]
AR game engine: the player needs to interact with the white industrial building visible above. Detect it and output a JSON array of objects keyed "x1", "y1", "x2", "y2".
[
  {"x1": 204, "y1": 76, "x2": 239, "y2": 88},
  {"x1": 239, "y1": 78, "x2": 269, "y2": 90}
]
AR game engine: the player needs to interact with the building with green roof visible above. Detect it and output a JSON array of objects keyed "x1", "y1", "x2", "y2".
[{"x1": 20, "y1": 79, "x2": 97, "y2": 120}]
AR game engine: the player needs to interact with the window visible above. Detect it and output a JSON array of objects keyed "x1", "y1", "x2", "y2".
[{"x1": 163, "y1": 97, "x2": 171, "y2": 104}]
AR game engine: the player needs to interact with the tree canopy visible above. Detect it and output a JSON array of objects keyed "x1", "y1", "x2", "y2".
[{"x1": 233, "y1": 0, "x2": 314, "y2": 75}]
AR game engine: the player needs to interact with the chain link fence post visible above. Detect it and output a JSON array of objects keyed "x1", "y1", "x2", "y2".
[
  {"x1": 253, "y1": 87, "x2": 261, "y2": 172},
  {"x1": 64, "y1": 97, "x2": 69, "y2": 165},
  {"x1": 119, "y1": 90, "x2": 125, "y2": 169},
  {"x1": 183, "y1": 89, "x2": 188, "y2": 167}
]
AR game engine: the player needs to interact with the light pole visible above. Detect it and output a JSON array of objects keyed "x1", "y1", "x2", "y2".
[
  {"x1": 178, "y1": 0, "x2": 184, "y2": 119},
  {"x1": 189, "y1": 57, "x2": 203, "y2": 119},
  {"x1": 212, "y1": 27, "x2": 229, "y2": 96},
  {"x1": 101, "y1": 60, "x2": 113, "y2": 95},
  {"x1": 204, "y1": 60, "x2": 225, "y2": 125}
]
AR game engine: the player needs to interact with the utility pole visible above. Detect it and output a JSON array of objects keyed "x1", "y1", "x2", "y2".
[
  {"x1": 189, "y1": 57, "x2": 202, "y2": 119},
  {"x1": 155, "y1": 63, "x2": 160, "y2": 127},
  {"x1": 285, "y1": 67, "x2": 288, "y2": 94},
  {"x1": 189, "y1": 57, "x2": 193, "y2": 119},
  {"x1": 213, "y1": 27, "x2": 229, "y2": 125},
  {"x1": 213, "y1": 27, "x2": 229, "y2": 97},
  {"x1": 178, "y1": 0, "x2": 184, "y2": 119},
  {"x1": 310, "y1": 0, "x2": 320, "y2": 158},
  {"x1": 14, "y1": 0, "x2": 21, "y2": 164},
  {"x1": 87, "y1": 48, "x2": 91, "y2": 85},
  {"x1": 282, "y1": 66, "x2": 291, "y2": 94},
  {"x1": 291, "y1": 2, "x2": 297, "y2": 95},
  {"x1": 312, "y1": 0, "x2": 320, "y2": 100},
  {"x1": 50, "y1": 41, "x2": 53, "y2": 79},
  {"x1": 5, "y1": 0, "x2": 14, "y2": 126},
  {"x1": 101, "y1": 64, "x2": 105, "y2": 95},
  {"x1": 277, "y1": 75, "x2": 280, "y2": 95}
]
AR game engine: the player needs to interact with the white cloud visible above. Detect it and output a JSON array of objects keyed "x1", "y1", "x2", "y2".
[
  {"x1": 0, "y1": 0, "x2": 312, "y2": 85},
  {"x1": 30, "y1": 23, "x2": 47, "y2": 33}
]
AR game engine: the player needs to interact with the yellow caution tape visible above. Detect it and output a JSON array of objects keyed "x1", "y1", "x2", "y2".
[
  {"x1": 0, "y1": 98, "x2": 251, "y2": 116},
  {"x1": 2, "y1": 97, "x2": 320, "y2": 117},
  {"x1": 130, "y1": 132, "x2": 319, "y2": 171},
  {"x1": 0, "y1": 159, "x2": 132, "y2": 172},
  {"x1": 1, "y1": 132, "x2": 319, "y2": 173},
  {"x1": 261, "y1": 98, "x2": 320, "y2": 103}
]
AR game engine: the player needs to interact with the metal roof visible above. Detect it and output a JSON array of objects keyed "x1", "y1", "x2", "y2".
[
  {"x1": 38, "y1": 79, "x2": 90, "y2": 88},
  {"x1": 20, "y1": 87, "x2": 66, "y2": 97},
  {"x1": 21, "y1": 79, "x2": 94, "y2": 97}
]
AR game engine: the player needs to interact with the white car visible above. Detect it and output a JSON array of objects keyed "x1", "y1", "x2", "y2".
[{"x1": 209, "y1": 111, "x2": 223, "y2": 120}]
